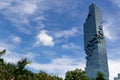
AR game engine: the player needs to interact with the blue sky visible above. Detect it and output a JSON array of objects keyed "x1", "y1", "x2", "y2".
[{"x1": 0, "y1": 0, "x2": 120, "y2": 80}]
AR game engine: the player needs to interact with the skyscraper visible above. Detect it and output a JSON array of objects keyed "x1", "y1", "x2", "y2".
[{"x1": 83, "y1": 4, "x2": 109, "y2": 80}]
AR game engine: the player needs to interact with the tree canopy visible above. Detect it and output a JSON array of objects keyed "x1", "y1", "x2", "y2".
[
  {"x1": 0, "y1": 50, "x2": 63, "y2": 80},
  {"x1": 95, "y1": 72, "x2": 107, "y2": 80},
  {"x1": 65, "y1": 68, "x2": 88, "y2": 80}
]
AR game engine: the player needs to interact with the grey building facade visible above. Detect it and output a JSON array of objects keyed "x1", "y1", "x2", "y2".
[
  {"x1": 114, "y1": 77, "x2": 118, "y2": 80},
  {"x1": 83, "y1": 4, "x2": 109, "y2": 80},
  {"x1": 114, "y1": 73, "x2": 120, "y2": 80}
]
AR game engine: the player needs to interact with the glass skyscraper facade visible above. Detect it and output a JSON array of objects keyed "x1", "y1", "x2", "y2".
[{"x1": 83, "y1": 4, "x2": 109, "y2": 80}]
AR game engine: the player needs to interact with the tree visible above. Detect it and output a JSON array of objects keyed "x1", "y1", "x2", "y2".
[
  {"x1": 0, "y1": 49, "x2": 6, "y2": 63},
  {"x1": 0, "y1": 49, "x2": 63, "y2": 80},
  {"x1": 95, "y1": 72, "x2": 106, "y2": 80},
  {"x1": 0, "y1": 62, "x2": 16, "y2": 80},
  {"x1": 11, "y1": 58, "x2": 31, "y2": 80},
  {"x1": 35, "y1": 71, "x2": 63, "y2": 80},
  {"x1": 65, "y1": 68, "x2": 88, "y2": 80},
  {"x1": 0, "y1": 49, "x2": 6, "y2": 57}
]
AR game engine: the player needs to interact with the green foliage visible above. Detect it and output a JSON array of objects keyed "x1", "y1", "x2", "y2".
[
  {"x1": 12, "y1": 58, "x2": 33, "y2": 80},
  {"x1": 0, "y1": 49, "x2": 6, "y2": 64},
  {"x1": 65, "y1": 68, "x2": 88, "y2": 80},
  {"x1": 35, "y1": 71, "x2": 63, "y2": 80},
  {"x1": 16, "y1": 58, "x2": 31, "y2": 70},
  {"x1": 0, "y1": 62, "x2": 16, "y2": 80},
  {"x1": 0, "y1": 49, "x2": 63, "y2": 80},
  {"x1": 0, "y1": 49, "x2": 6, "y2": 56},
  {"x1": 95, "y1": 72, "x2": 106, "y2": 80}
]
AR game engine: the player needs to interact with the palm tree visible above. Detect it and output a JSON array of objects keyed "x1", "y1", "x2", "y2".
[
  {"x1": 16, "y1": 58, "x2": 31, "y2": 70},
  {"x1": 10, "y1": 58, "x2": 31, "y2": 80},
  {"x1": 0, "y1": 49, "x2": 6, "y2": 64},
  {"x1": 96, "y1": 72, "x2": 106, "y2": 80},
  {"x1": 0, "y1": 49, "x2": 6, "y2": 57}
]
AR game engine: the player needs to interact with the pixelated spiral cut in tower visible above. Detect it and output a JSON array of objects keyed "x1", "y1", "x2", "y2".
[{"x1": 83, "y1": 4, "x2": 109, "y2": 80}]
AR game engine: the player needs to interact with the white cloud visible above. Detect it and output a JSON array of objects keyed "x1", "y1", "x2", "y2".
[
  {"x1": 24, "y1": 52, "x2": 39, "y2": 60},
  {"x1": 103, "y1": 1, "x2": 120, "y2": 42},
  {"x1": 0, "y1": 0, "x2": 39, "y2": 34},
  {"x1": 0, "y1": 42, "x2": 14, "y2": 51},
  {"x1": 28, "y1": 56, "x2": 85, "y2": 78},
  {"x1": 2, "y1": 51, "x2": 40, "y2": 64},
  {"x1": 110, "y1": 0, "x2": 120, "y2": 8},
  {"x1": 0, "y1": 42, "x2": 22, "y2": 63},
  {"x1": 3, "y1": 0, "x2": 37, "y2": 14},
  {"x1": 62, "y1": 43, "x2": 81, "y2": 49},
  {"x1": 108, "y1": 59, "x2": 120, "y2": 80},
  {"x1": 107, "y1": 46, "x2": 120, "y2": 60},
  {"x1": 11, "y1": 35, "x2": 21, "y2": 43},
  {"x1": 0, "y1": 0, "x2": 82, "y2": 35},
  {"x1": 55, "y1": 27, "x2": 78, "y2": 38},
  {"x1": 103, "y1": 16, "x2": 119, "y2": 41},
  {"x1": 0, "y1": 40, "x2": 119, "y2": 80},
  {"x1": 27, "y1": 55, "x2": 120, "y2": 80},
  {"x1": 42, "y1": 51, "x2": 56, "y2": 56},
  {"x1": 35, "y1": 30, "x2": 54, "y2": 46},
  {"x1": 0, "y1": 2, "x2": 10, "y2": 9},
  {"x1": 105, "y1": 43, "x2": 120, "y2": 80},
  {"x1": 3, "y1": 51, "x2": 39, "y2": 64},
  {"x1": 103, "y1": 20, "x2": 114, "y2": 40},
  {"x1": 2, "y1": 51, "x2": 22, "y2": 63},
  {"x1": 0, "y1": 41, "x2": 39, "y2": 63},
  {"x1": 22, "y1": 1, "x2": 37, "y2": 14}
]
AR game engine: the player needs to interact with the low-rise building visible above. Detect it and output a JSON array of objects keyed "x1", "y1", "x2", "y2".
[{"x1": 114, "y1": 73, "x2": 120, "y2": 80}]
